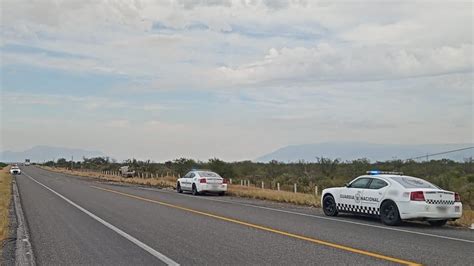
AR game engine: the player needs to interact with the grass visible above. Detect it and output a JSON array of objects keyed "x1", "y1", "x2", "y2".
[
  {"x1": 0, "y1": 166, "x2": 12, "y2": 249},
  {"x1": 227, "y1": 185, "x2": 321, "y2": 207},
  {"x1": 42, "y1": 166, "x2": 474, "y2": 227},
  {"x1": 450, "y1": 209, "x2": 474, "y2": 228},
  {"x1": 40, "y1": 166, "x2": 178, "y2": 188}
]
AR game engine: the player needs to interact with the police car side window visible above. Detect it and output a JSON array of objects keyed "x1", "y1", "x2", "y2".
[
  {"x1": 368, "y1": 179, "x2": 388, "y2": 189},
  {"x1": 349, "y1": 178, "x2": 371, "y2": 188},
  {"x1": 190, "y1": 173, "x2": 195, "y2": 178}
]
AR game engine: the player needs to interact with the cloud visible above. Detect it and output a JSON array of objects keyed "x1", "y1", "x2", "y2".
[
  {"x1": 1, "y1": 0, "x2": 472, "y2": 160},
  {"x1": 106, "y1": 119, "x2": 130, "y2": 128},
  {"x1": 216, "y1": 43, "x2": 473, "y2": 85}
]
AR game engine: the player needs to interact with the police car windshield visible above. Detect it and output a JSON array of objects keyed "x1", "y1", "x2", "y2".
[{"x1": 388, "y1": 176, "x2": 438, "y2": 189}]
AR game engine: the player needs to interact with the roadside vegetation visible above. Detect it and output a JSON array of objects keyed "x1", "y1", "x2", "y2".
[{"x1": 0, "y1": 164, "x2": 12, "y2": 251}]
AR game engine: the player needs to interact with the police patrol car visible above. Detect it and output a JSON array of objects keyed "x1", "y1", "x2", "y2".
[
  {"x1": 176, "y1": 170, "x2": 227, "y2": 196},
  {"x1": 321, "y1": 171, "x2": 462, "y2": 226}
]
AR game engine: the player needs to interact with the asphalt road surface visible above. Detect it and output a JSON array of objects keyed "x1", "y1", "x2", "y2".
[{"x1": 15, "y1": 166, "x2": 474, "y2": 265}]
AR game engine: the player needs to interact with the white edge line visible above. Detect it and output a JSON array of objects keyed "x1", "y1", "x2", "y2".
[
  {"x1": 22, "y1": 172, "x2": 179, "y2": 266},
  {"x1": 139, "y1": 187, "x2": 474, "y2": 244}
]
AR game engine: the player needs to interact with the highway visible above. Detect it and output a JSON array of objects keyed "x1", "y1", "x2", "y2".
[{"x1": 15, "y1": 166, "x2": 474, "y2": 265}]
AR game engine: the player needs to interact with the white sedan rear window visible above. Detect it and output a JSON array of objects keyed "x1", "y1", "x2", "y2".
[
  {"x1": 198, "y1": 171, "x2": 220, "y2": 177},
  {"x1": 388, "y1": 176, "x2": 438, "y2": 189}
]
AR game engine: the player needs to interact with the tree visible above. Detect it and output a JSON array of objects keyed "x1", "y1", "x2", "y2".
[
  {"x1": 173, "y1": 158, "x2": 198, "y2": 177},
  {"x1": 316, "y1": 157, "x2": 340, "y2": 179},
  {"x1": 207, "y1": 158, "x2": 235, "y2": 179}
]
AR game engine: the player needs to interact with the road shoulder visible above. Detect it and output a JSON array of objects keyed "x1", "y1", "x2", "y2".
[{"x1": 11, "y1": 176, "x2": 35, "y2": 266}]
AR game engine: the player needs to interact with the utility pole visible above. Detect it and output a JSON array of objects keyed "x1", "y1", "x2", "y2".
[{"x1": 71, "y1": 156, "x2": 74, "y2": 170}]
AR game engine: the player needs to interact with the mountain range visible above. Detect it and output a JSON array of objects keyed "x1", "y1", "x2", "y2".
[
  {"x1": 1, "y1": 143, "x2": 473, "y2": 163},
  {"x1": 256, "y1": 142, "x2": 474, "y2": 162},
  {"x1": 0, "y1": 145, "x2": 105, "y2": 163}
]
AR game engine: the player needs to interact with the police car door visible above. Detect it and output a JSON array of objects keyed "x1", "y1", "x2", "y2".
[
  {"x1": 182, "y1": 172, "x2": 192, "y2": 190},
  {"x1": 360, "y1": 178, "x2": 389, "y2": 215},
  {"x1": 339, "y1": 177, "x2": 372, "y2": 213}
]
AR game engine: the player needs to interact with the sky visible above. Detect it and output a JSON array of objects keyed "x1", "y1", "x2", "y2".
[{"x1": 0, "y1": 0, "x2": 473, "y2": 161}]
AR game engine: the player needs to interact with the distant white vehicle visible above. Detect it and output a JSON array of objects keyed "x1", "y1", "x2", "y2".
[
  {"x1": 177, "y1": 170, "x2": 227, "y2": 196},
  {"x1": 119, "y1": 166, "x2": 135, "y2": 177},
  {"x1": 321, "y1": 171, "x2": 462, "y2": 226},
  {"x1": 10, "y1": 166, "x2": 21, "y2": 175},
  {"x1": 25, "y1": 159, "x2": 31, "y2": 166}
]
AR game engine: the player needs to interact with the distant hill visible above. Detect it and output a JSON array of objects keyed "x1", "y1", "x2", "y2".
[
  {"x1": 256, "y1": 142, "x2": 474, "y2": 162},
  {"x1": 0, "y1": 145, "x2": 106, "y2": 163}
]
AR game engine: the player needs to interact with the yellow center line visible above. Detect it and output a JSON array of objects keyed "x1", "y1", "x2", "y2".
[{"x1": 91, "y1": 185, "x2": 421, "y2": 266}]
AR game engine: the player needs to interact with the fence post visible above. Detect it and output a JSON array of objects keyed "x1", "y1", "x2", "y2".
[
  {"x1": 261, "y1": 181, "x2": 264, "y2": 189},
  {"x1": 277, "y1": 183, "x2": 280, "y2": 191},
  {"x1": 294, "y1": 183, "x2": 297, "y2": 193},
  {"x1": 240, "y1": 180, "x2": 243, "y2": 186},
  {"x1": 230, "y1": 178, "x2": 232, "y2": 185},
  {"x1": 315, "y1": 186, "x2": 319, "y2": 196}
]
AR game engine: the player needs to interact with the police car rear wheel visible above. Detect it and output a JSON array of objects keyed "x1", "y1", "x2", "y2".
[
  {"x1": 323, "y1": 195, "x2": 338, "y2": 216},
  {"x1": 192, "y1": 184, "x2": 200, "y2": 196},
  {"x1": 428, "y1": 220, "x2": 447, "y2": 227},
  {"x1": 380, "y1": 201, "x2": 401, "y2": 226}
]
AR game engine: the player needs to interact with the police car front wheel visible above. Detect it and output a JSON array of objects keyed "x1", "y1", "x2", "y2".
[
  {"x1": 323, "y1": 195, "x2": 338, "y2": 216},
  {"x1": 380, "y1": 200, "x2": 401, "y2": 226}
]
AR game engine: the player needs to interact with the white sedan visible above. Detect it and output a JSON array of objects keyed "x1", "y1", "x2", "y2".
[
  {"x1": 321, "y1": 171, "x2": 462, "y2": 226},
  {"x1": 10, "y1": 166, "x2": 21, "y2": 175},
  {"x1": 177, "y1": 170, "x2": 227, "y2": 196}
]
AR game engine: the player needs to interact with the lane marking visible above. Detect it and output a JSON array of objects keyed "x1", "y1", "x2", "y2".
[
  {"x1": 91, "y1": 185, "x2": 420, "y2": 266},
  {"x1": 152, "y1": 189, "x2": 474, "y2": 244},
  {"x1": 22, "y1": 172, "x2": 179, "y2": 266}
]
